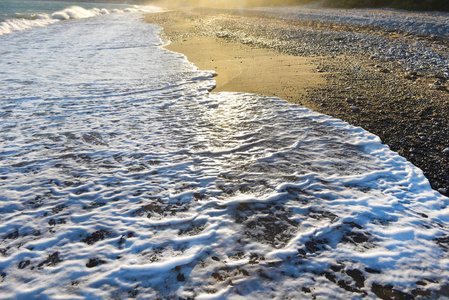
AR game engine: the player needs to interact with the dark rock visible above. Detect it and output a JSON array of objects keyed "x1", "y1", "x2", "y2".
[
  {"x1": 52, "y1": 205, "x2": 66, "y2": 214},
  {"x1": 297, "y1": 249, "x2": 306, "y2": 258},
  {"x1": 338, "y1": 280, "x2": 359, "y2": 293},
  {"x1": 18, "y1": 260, "x2": 30, "y2": 269},
  {"x1": 37, "y1": 252, "x2": 62, "y2": 269},
  {"x1": 324, "y1": 271, "x2": 336, "y2": 283},
  {"x1": 435, "y1": 235, "x2": 449, "y2": 250},
  {"x1": 438, "y1": 284, "x2": 449, "y2": 297},
  {"x1": 371, "y1": 283, "x2": 414, "y2": 300},
  {"x1": 301, "y1": 287, "x2": 311, "y2": 293},
  {"x1": 412, "y1": 288, "x2": 431, "y2": 297},
  {"x1": 346, "y1": 269, "x2": 365, "y2": 288},
  {"x1": 330, "y1": 265, "x2": 344, "y2": 272},
  {"x1": 86, "y1": 258, "x2": 106, "y2": 268},
  {"x1": 177, "y1": 273, "x2": 185, "y2": 282},
  {"x1": 82, "y1": 229, "x2": 111, "y2": 245},
  {"x1": 365, "y1": 267, "x2": 381, "y2": 274},
  {"x1": 212, "y1": 272, "x2": 224, "y2": 281},
  {"x1": 5, "y1": 230, "x2": 19, "y2": 239}
]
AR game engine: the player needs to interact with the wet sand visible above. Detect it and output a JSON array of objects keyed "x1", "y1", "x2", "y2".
[{"x1": 165, "y1": 36, "x2": 324, "y2": 101}]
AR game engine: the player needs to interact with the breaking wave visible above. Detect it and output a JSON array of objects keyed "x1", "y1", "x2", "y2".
[{"x1": 0, "y1": 5, "x2": 162, "y2": 36}]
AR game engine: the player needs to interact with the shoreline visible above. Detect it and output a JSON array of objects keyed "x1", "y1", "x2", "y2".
[
  {"x1": 164, "y1": 36, "x2": 324, "y2": 102},
  {"x1": 145, "y1": 7, "x2": 449, "y2": 195}
]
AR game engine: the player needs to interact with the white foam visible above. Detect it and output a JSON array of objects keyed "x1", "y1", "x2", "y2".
[
  {"x1": 0, "y1": 5, "x2": 163, "y2": 36},
  {"x1": 51, "y1": 6, "x2": 97, "y2": 20},
  {"x1": 0, "y1": 14, "x2": 57, "y2": 35}
]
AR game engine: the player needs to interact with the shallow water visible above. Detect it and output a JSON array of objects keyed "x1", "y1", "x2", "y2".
[{"x1": 0, "y1": 5, "x2": 449, "y2": 299}]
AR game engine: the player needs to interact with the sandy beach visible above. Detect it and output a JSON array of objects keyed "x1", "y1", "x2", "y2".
[
  {"x1": 166, "y1": 36, "x2": 324, "y2": 101},
  {"x1": 145, "y1": 7, "x2": 449, "y2": 195}
]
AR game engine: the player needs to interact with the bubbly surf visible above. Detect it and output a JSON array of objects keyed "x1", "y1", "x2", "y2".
[
  {"x1": 0, "y1": 0, "x2": 162, "y2": 35},
  {"x1": 0, "y1": 3, "x2": 448, "y2": 299}
]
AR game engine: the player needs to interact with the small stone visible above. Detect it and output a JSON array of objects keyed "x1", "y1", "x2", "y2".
[
  {"x1": 302, "y1": 287, "x2": 311, "y2": 293},
  {"x1": 177, "y1": 273, "x2": 185, "y2": 282},
  {"x1": 86, "y1": 258, "x2": 105, "y2": 268},
  {"x1": 350, "y1": 106, "x2": 359, "y2": 112},
  {"x1": 345, "y1": 97, "x2": 354, "y2": 103},
  {"x1": 429, "y1": 83, "x2": 442, "y2": 90},
  {"x1": 443, "y1": 148, "x2": 449, "y2": 155}
]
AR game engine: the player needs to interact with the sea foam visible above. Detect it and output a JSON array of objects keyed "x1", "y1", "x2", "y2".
[{"x1": 0, "y1": 5, "x2": 162, "y2": 35}]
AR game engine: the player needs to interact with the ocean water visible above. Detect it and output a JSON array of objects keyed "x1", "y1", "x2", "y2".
[
  {"x1": 1, "y1": 2, "x2": 449, "y2": 299},
  {"x1": 0, "y1": 0, "x2": 150, "y2": 35}
]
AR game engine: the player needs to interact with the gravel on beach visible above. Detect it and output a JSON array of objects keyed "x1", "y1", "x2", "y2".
[{"x1": 145, "y1": 7, "x2": 449, "y2": 195}]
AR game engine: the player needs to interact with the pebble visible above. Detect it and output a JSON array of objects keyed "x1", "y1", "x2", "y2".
[
  {"x1": 350, "y1": 106, "x2": 359, "y2": 111},
  {"x1": 443, "y1": 148, "x2": 449, "y2": 155}
]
